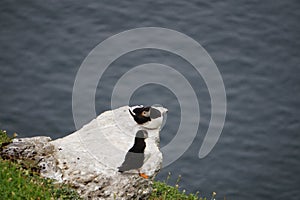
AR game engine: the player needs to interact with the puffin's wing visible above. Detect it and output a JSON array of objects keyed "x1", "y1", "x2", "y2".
[{"x1": 118, "y1": 152, "x2": 144, "y2": 172}]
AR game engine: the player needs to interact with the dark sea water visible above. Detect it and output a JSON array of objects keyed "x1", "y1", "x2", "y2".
[{"x1": 1, "y1": 0, "x2": 300, "y2": 199}]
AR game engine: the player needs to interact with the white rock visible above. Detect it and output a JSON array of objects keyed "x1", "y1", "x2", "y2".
[{"x1": 1, "y1": 105, "x2": 168, "y2": 199}]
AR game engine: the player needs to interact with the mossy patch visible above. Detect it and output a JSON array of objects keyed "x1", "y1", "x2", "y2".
[
  {"x1": 0, "y1": 130, "x2": 81, "y2": 199},
  {"x1": 0, "y1": 158, "x2": 81, "y2": 200},
  {"x1": 0, "y1": 130, "x2": 12, "y2": 147},
  {"x1": 150, "y1": 173, "x2": 211, "y2": 200}
]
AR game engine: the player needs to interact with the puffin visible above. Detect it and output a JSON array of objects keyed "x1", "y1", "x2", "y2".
[
  {"x1": 129, "y1": 105, "x2": 166, "y2": 129},
  {"x1": 129, "y1": 106, "x2": 151, "y2": 124},
  {"x1": 118, "y1": 130, "x2": 149, "y2": 178}
]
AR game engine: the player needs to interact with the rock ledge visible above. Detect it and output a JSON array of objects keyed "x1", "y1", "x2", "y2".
[{"x1": 1, "y1": 106, "x2": 167, "y2": 199}]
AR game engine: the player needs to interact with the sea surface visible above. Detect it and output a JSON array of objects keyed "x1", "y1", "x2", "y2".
[{"x1": 1, "y1": 1, "x2": 300, "y2": 199}]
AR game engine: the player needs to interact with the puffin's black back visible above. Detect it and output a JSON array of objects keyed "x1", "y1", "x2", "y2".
[
  {"x1": 118, "y1": 130, "x2": 147, "y2": 172},
  {"x1": 128, "y1": 137, "x2": 146, "y2": 153}
]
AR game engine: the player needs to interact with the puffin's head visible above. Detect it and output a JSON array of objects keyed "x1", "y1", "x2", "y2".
[
  {"x1": 135, "y1": 130, "x2": 148, "y2": 139},
  {"x1": 141, "y1": 107, "x2": 151, "y2": 117},
  {"x1": 132, "y1": 106, "x2": 150, "y2": 117},
  {"x1": 129, "y1": 105, "x2": 168, "y2": 129}
]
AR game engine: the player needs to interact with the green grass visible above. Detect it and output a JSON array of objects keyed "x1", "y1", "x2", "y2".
[
  {"x1": 150, "y1": 173, "x2": 211, "y2": 200},
  {"x1": 0, "y1": 130, "x2": 81, "y2": 200},
  {"x1": 0, "y1": 130, "x2": 12, "y2": 146},
  {"x1": 150, "y1": 181, "x2": 203, "y2": 200},
  {"x1": 1, "y1": 130, "x2": 213, "y2": 200},
  {"x1": 0, "y1": 158, "x2": 80, "y2": 200}
]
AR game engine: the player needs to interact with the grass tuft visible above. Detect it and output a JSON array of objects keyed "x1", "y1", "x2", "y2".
[
  {"x1": 0, "y1": 130, "x2": 12, "y2": 147},
  {"x1": 0, "y1": 130, "x2": 81, "y2": 200},
  {"x1": 150, "y1": 172, "x2": 209, "y2": 200},
  {"x1": 0, "y1": 158, "x2": 81, "y2": 199}
]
